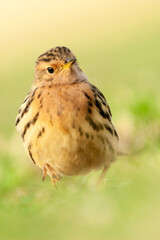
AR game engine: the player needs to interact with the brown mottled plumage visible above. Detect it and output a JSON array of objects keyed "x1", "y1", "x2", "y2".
[{"x1": 15, "y1": 46, "x2": 119, "y2": 185}]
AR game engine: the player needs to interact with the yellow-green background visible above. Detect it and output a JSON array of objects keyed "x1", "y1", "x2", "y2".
[{"x1": 0, "y1": 1, "x2": 160, "y2": 239}]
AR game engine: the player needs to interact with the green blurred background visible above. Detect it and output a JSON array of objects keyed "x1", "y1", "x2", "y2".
[{"x1": 0, "y1": 0, "x2": 160, "y2": 239}]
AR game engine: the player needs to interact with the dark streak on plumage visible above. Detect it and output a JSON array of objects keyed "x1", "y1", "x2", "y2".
[
  {"x1": 37, "y1": 127, "x2": 45, "y2": 138},
  {"x1": 97, "y1": 94, "x2": 106, "y2": 106},
  {"x1": 107, "y1": 106, "x2": 112, "y2": 117},
  {"x1": 95, "y1": 99, "x2": 110, "y2": 120},
  {"x1": 91, "y1": 88, "x2": 96, "y2": 93},
  {"x1": 85, "y1": 116, "x2": 99, "y2": 132},
  {"x1": 114, "y1": 129, "x2": 119, "y2": 140},
  {"x1": 22, "y1": 93, "x2": 30, "y2": 104},
  {"x1": 22, "y1": 112, "x2": 39, "y2": 140},
  {"x1": 95, "y1": 99, "x2": 101, "y2": 109},
  {"x1": 88, "y1": 101, "x2": 93, "y2": 107},
  {"x1": 31, "y1": 88, "x2": 38, "y2": 97},
  {"x1": 40, "y1": 97, "x2": 43, "y2": 104},
  {"x1": 15, "y1": 117, "x2": 20, "y2": 126},
  {"x1": 100, "y1": 110, "x2": 110, "y2": 120},
  {"x1": 78, "y1": 127, "x2": 83, "y2": 136},
  {"x1": 85, "y1": 132, "x2": 89, "y2": 138},
  {"x1": 28, "y1": 144, "x2": 35, "y2": 164},
  {"x1": 54, "y1": 47, "x2": 59, "y2": 52},
  {"x1": 39, "y1": 58, "x2": 52, "y2": 62},
  {"x1": 83, "y1": 91, "x2": 92, "y2": 101},
  {"x1": 57, "y1": 111, "x2": 61, "y2": 116},
  {"x1": 21, "y1": 97, "x2": 34, "y2": 118},
  {"x1": 66, "y1": 47, "x2": 71, "y2": 53},
  {"x1": 46, "y1": 53, "x2": 56, "y2": 58},
  {"x1": 99, "y1": 123, "x2": 104, "y2": 130},
  {"x1": 22, "y1": 122, "x2": 31, "y2": 139},
  {"x1": 88, "y1": 107, "x2": 92, "y2": 114},
  {"x1": 92, "y1": 85, "x2": 106, "y2": 102},
  {"x1": 104, "y1": 123, "x2": 113, "y2": 135},
  {"x1": 37, "y1": 92, "x2": 41, "y2": 99},
  {"x1": 57, "y1": 47, "x2": 63, "y2": 54},
  {"x1": 62, "y1": 46, "x2": 70, "y2": 54}
]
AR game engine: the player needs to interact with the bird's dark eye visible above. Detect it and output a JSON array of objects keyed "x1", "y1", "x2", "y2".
[{"x1": 47, "y1": 67, "x2": 54, "y2": 74}]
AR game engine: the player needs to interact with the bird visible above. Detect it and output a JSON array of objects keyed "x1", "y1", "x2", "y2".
[{"x1": 15, "y1": 46, "x2": 119, "y2": 186}]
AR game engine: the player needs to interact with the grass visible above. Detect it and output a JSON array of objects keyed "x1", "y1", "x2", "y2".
[{"x1": 0, "y1": 1, "x2": 160, "y2": 239}]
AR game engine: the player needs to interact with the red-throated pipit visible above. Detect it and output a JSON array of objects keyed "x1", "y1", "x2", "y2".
[{"x1": 15, "y1": 46, "x2": 119, "y2": 186}]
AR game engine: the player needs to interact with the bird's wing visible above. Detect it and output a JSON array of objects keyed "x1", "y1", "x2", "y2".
[{"x1": 89, "y1": 83, "x2": 112, "y2": 121}]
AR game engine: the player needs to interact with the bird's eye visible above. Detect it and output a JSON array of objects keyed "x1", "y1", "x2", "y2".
[{"x1": 47, "y1": 67, "x2": 54, "y2": 74}]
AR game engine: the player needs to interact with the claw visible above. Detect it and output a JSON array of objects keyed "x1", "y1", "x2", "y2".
[
  {"x1": 96, "y1": 165, "x2": 110, "y2": 187},
  {"x1": 42, "y1": 163, "x2": 61, "y2": 186}
]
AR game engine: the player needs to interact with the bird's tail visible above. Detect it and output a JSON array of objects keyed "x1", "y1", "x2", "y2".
[{"x1": 117, "y1": 150, "x2": 127, "y2": 156}]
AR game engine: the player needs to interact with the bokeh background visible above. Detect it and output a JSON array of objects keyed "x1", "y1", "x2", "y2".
[{"x1": 0, "y1": 0, "x2": 160, "y2": 239}]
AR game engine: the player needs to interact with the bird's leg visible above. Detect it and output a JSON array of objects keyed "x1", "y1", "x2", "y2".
[
  {"x1": 96, "y1": 165, "x2": 110, "y2": 186},
  {"x1": 42, "y1": 163, "x2": 61, "y2": 186}
]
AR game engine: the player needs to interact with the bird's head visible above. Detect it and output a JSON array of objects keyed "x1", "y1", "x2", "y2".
[{"x1": 34, "y1": 46, "x2": 87, "y2": 87}]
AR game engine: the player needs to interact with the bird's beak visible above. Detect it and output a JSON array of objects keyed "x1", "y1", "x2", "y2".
[{"x1": 63, "y1": 58, "x2": 76, "y2": 69}]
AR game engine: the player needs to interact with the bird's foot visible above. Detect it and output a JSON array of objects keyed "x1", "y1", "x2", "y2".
[
  {"x1": 96, "y1": 165, "x2": 110, "y2": 187},
  {"x1": 42, "y1": 163, "x2": 61, "y2": 186}
]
